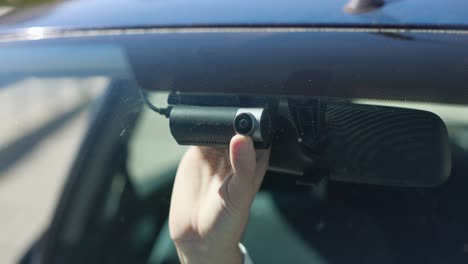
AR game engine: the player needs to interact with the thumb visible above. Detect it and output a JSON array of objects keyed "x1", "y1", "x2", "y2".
[
  {"x1": 219, "y1": 135, "x2": 257, "y2": 210},
  {"x1": 230, "y1": 135, "x2": 256, "y2": 180}
]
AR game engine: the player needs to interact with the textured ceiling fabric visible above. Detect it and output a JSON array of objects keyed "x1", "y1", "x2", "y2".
[
  {"x1": 122, "y1": 31, "x2": 468, "y2": 106},
  {"x1": 0, "y1": 29, "x2": 467, "y2": 106}
]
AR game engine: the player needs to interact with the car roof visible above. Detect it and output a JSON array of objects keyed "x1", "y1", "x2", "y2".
[{"x1": 0, "y1": 0, "x2": 468, "y2": 33}]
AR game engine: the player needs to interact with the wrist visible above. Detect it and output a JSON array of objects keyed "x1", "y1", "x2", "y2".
[{"x1": 175, "y1": 242, "x2": 243, "y2": 264}]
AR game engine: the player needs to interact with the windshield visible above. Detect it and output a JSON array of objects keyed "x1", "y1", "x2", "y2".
[{"x1": 1, "y1": 28, "x2": 468, "y2": 264}]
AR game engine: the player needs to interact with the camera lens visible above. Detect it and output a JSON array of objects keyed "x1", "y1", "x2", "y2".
[
  {"x1": 239, "y1": 119, "x2": 249, "y2": 129},
  {"x1": 234, "y1": 113, "x2": 255, "y2": 135}
]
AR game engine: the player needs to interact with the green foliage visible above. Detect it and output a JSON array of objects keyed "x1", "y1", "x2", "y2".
[{"x1": 0, "y1": 0, "x2": 59, "y2": 7}]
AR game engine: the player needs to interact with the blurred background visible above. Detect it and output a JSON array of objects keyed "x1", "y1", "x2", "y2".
[
  {"x1": 0, "y1": 77, "x2": 107, "y2": 263},
  {"x1": 0, "y1": 1, "x2": 131, "y2": 261},
  {"x1": 0, "y1": 0, "x2": 134, "y2": 259}
]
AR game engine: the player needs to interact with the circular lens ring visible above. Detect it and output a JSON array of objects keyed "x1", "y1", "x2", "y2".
[{"x1": 234, "y1": 113, "x2": 255, "y2": 135}]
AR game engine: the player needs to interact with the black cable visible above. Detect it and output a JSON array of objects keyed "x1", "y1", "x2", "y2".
[{"x1": 139, "y1": 89, "x2": 172, "y2": 118}]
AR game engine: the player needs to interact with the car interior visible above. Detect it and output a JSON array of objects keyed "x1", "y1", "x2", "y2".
[
  {"x1": 3, "y1": 2, "x2": 468, "y2": 264},
  {"x1": 48, "y1": 82, "x2": 468, "y2": 264}
]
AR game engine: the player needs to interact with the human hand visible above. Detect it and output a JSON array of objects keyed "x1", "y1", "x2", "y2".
[{"x1": 169, "y1": 135, "x2": 270, "y2": 264}]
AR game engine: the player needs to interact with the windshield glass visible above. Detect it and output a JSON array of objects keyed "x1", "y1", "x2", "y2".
[{"x1": 1, "y1": 29, "x2": 468, "y2": 264}]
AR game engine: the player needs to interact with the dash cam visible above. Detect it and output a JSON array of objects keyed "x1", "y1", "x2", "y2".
[{"x1": 168, "y1": 105, "x2": 272, "y2": 149}]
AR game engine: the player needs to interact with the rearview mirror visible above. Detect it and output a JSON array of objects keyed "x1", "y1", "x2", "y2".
[{"x1": 269, "y1": 100, "x2": 451, "y2": 187}]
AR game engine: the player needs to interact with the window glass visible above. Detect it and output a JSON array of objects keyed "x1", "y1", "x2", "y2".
[{"x1": 0, "y1": 76, "x2": 107, "y2": 263}]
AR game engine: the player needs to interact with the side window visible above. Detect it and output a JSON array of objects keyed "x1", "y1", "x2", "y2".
[
  {"x1": 0, "y1": 77, "x2": 107, "y2": 264},
  {"x1": 65, "y1": 91, "x2": 185, "y2": 264},
  {"x1": 128, "y1": 92, "x2": 186, "y2": 197}
]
